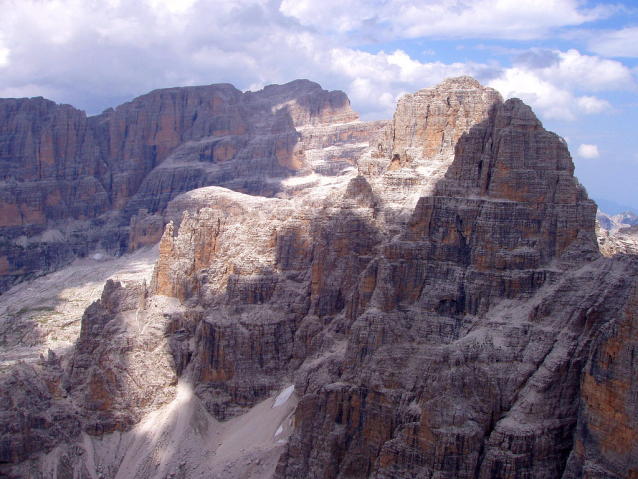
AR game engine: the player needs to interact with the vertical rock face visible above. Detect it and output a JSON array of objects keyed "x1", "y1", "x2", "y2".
[
  {"x1": 65, "y1": 279, "x2": 178, "y2": 435},
  {"x1": 564, "y1": 277, "x2": 638, "y2": 478},
  {"x1": 122, "y1": 79, "x2": 378, "y2": 217},
  {"x1": 0, "y1": 97, "x2": 106, "y2": 226},
  {"x1": 271, "y1": 80, "x2": 607, "y2": 479},
  {"x1": 0, "y1": 80, "x2": 381, "y2": 292},
  {"x1": 436, "y1": 97, "x2": 579, "y2": 204},
  {"x1": 92, "y1": 83, "x2": 248, "y2": 211},
  {"x1": 381, "y1": 76, "x2": 502, "y2": 171},
  {"x1": 128, "y1": 209, "x2": 165, "y2": 252},
  {"x1": 2, "y1": 77, "x2": 638, "y2": 479},
  {"x1": 360, "y1": 76, "x2": 504, "y2": 220},
  {"x1": 138, "y1": 77, "x2": 634, "y2": 479},
  {"x1": 387, "y1": 96, "x2": 598, "y2": 316}
]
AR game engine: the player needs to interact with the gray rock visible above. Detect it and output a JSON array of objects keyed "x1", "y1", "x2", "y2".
[{"x1": 1, "y1": 77, "x2": 638, "y2": 479}]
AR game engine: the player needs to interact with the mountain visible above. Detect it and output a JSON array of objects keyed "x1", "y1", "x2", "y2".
[
  {"x1": 1, "y1": 77, "x2": 638, "y2": 478},
  {"x1": 0, "y1": 79, "x2": 383, "y2": 292},
  {"x1": 597, "y1": 209, "x2": 638, "y2": 231},
  {"x1": 593, "y1": 198, "x2": 638, "y2": 216},
  {"x1": 596, "y1": 209, "x2": 638, "y2": 256}
]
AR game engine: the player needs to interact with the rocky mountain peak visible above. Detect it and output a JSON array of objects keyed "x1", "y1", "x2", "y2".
[
  {"x1": 249, "y1": 79, "x2": 359, "y2": 127},
  {"x1": 597, "y1": 208, "x2": 638, "y2": 256},
  {"x1": 384, "y1": 76, "x2": 503, "y2": 164},
  {"x1": 438, "y1": 75, "x2": 485, "y2": 89},
  {"x1": 0, "y1": 79, "x2": 378, "y2": 292},
  {"x1": 437, "y1": 96, "x2": 580, "y2": 204},
  {"x1": 1, "y1": 77, "x2": 637, "y2": 479}
]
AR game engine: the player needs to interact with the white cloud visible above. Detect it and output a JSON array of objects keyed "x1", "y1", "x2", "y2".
[
  {"x1": 325, "y1": 48, "x2": 495, "y2": 119},
  {"x1": 329, "y1": 48, "x2": 477, "y2": 86},
  {"x1": 0, "y1": 0, "x2": 632, "y2": 127},
  {"x1": 488, "y1": 69, "x2": 611, "y2": 122},
  {"x1": 576, "y1": 96, "x2": 611, "y2": 115},
  {"x1": 577, "y1": 144, "x2": 600, "y2": 159},
  {"x1": 587, "y1": 27, "x2": 638, "y2": 58},
  {"x1": 516, "y1": 49, "x2": 635, "y2": 92},
  {"x1": 489, "y1": 70, "x2": 578, "y2": 121},
  {"x1": 0, "y1": 35, "x2": 8, "y2": 67},
  {"x1": 487, "y1": 49, "x2": 631, "y2": 122},
  {"x1": 279, "y1": 0, "x2": 615, "y2": 40},
  {"x1": 0, "y1": 0, "x2": 325, "y2": 112},
  {"x1": 147, "y1": 0, "x2": 199, "y2": 15},
  {"x1": 395, "y1": 0, "x2": 613, "y2": 40}
]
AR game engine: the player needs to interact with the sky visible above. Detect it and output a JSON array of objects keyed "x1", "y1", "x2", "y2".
[{"x1": 1, "y1": 0, "x2": 637, "y2": 213}]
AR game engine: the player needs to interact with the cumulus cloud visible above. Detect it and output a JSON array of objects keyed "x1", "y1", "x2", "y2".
[
  {"x1": 320, "y1": 46, "x2": 629, "y2": 122},
  {"x1": 577, "y1": 144, "x2": 600, "y2": 159},
  {"x1": 576, "y1": 96, "x2": 611, "y2": 115},
  {"x1": 279, "y1": 0, "x2": 615, "y2": 40},
  {"x1": 487, "y1": 48, "x2": 634, "y2": 122},
  {"x1": 516, "y1": 49, "x2": 636, "y2": 91},
  {"x1": 587, "y1": 27, "x2": 638, "y2": 58},
  {"x1": 393, "y1": 0, "x2": 614, "y2": 40},
  {"x1": 0, "y1": 0, "x2": 633, "y2": 126},
  {"x1": 324, "y1": 48, "x2": 501, "y2": 119},
  {"x1": 489, "y1": 70, "x2": 579, "y2": 121},
  {"x1": 0, "y1": 0, "x2": 323, "y2": 113}
]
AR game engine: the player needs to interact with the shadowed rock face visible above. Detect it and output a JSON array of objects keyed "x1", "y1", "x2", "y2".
[
  {"x1": 144, "y1": 78, "x2": 636, "y2": 478},
  {"x1": 1, "y1": 77, "x2": 638, "y2": 479},
  {"x1": 0, "y1": 80, "x2": 381, "y2": 292},
  {"x1": 564, "y1": 278, "x2": 638, "y2": 479}
]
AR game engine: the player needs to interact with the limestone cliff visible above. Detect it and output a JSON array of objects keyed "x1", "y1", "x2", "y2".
[
  {"x1": 0, "y1": 80, "x2": 382, "y2": 292},
  {"x1": 596, "y1": 210, "x2": 638, "y2": 256},
  {"x1": 1, "y1": 77, "x2": 637, "y2": 479}
]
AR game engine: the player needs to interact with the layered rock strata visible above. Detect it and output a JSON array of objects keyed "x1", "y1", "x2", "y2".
[
  {"x1": 564, "y1": 276, "x2": 638, "y2": 478},
  {"x1": 0, "y1": 80, "x2": 384, "y2": 292},
  {"x1": 145, "y1": 77, "x2": 633, "y2": 478},
  {"x1": 1, "y1": 77, "x2": 638, "y2": 479}
]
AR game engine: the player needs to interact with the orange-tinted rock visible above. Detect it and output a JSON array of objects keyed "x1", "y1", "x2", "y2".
[
  {"x1": 0, "y1": 98, "x2": 105, "y2": 226},
  {"x1": 380, "y1": 76, "x2": 502, "y2": 168},
  {"x1": 4, "y1": 77, "x2": 638, "y2": 479},
  {"x1": 128, "y1": 209, "x2": 166, "y2": 252},
  {"x1": 143, "y1": 78, "x2": 613, "y2": 479},
  {"x1": 0, "y1": 80, "x2": 375, "y2": 291},
  {"x1": 274, "y1": 79, "x2": 625, "y2": 479},
  {"x1": 564, "y1": 278, "x2": 638, "y2": 478},
  {"x1": 66, "y1": 279, "x2": 177, "y2": 436}
]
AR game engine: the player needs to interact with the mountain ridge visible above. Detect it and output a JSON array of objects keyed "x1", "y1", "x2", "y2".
[
  {"x1": 0, "y1": 79, "x2": 382, "y2": 292},
  {"x1": 0, "y1": 77, "x2": 637, "y2": 478}
]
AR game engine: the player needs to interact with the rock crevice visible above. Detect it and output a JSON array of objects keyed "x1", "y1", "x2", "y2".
[{"x1": 1, "y1": 77, "x2": 637, "y2": 479}]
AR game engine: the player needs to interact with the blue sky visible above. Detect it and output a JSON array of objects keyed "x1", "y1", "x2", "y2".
[{"x1": 1, "y1": 0, "x2": 637, "y2": 213}]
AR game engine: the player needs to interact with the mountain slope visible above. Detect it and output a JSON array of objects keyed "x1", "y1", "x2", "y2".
[{"x1": 1, "y1": 77, "x2": 637, "y2": 479}]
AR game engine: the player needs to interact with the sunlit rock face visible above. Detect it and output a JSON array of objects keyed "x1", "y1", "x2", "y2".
[
  {"x1": 2, "y1": 77, "x2": 638, "y2": 479},
  {"x1": 596, "y1": 218, "x2": 638, "y2": 256},
  {"x1": 0, "y1": 80, "x2": 383, "y2": 293},
  {"x1": 149, "y1": 77, "x2": 635, "y2": 479},
  {"x1": 563, "y1": 278, "x2": 638, "y2": 479}
]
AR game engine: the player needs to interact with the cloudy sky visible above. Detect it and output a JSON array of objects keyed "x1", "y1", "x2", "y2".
[{"x1": 1, "y1": 0, "x2": 637, "y2": 213}]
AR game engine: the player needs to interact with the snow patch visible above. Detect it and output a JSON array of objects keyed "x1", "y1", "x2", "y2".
[
  {"x1": 273, "y1": 385, "x2": 294, "y2": 408},
  {"x1": 41, "y1": 229, "x2": 64, "y2": 243},
  {"x1": 15, "y1": 236, "x2": 28, "y2": 248}
]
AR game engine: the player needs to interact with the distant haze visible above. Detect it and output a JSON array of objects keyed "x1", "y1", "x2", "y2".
[{"x1": 593, "y1": 198, "x2": 638, "y2": 216}]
